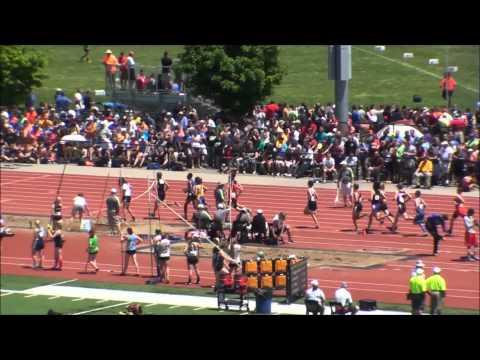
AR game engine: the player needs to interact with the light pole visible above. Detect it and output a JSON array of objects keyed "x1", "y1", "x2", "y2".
[{"x1": 328, "y1": 45, "x2": 352, "y2": 136}]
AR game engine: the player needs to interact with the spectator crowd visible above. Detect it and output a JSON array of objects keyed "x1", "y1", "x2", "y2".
[{"x1": 1, "y1": 87, "x2": 479, "y2": 191}]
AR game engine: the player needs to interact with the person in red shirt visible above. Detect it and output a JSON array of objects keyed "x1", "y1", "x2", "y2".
[
  {"x1": 118, "y1": 52, "x2": 128, "y2": 90},
  {"x1": 440, "y1": 72, "x2": 457, "y2": 107},
  {"x1": 25, "y1": 107, "x2": 37, "y2": 124},
  {"x1": 136, "y1": 70, "x2": 147, "y2": 91}
]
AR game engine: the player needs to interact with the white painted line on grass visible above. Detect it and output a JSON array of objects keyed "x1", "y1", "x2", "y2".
[
  {"x1": 240, "y1": 312, "x2": 249, "y2": 315},
  {"x1": 0, "y1": 292, "x2": 14, "y2": 297},
  {"x1": 96, "y1": 299, "x2": 109, "y2": 304},
  {"x1": 145, "y1": 303, "x2": 158, "y2": 308},
  {"x1": 45, "y1": 279, "x2": 79, "y2": 287},
  {"x1": 353, "y1": 46, "x2": 478, "y2": 94},
  {"x1": 72, "y1": 298, "x2": 84, "y2": 302},
  {"x1": 48, "y1": 296, "x2": 60, "y2": 300},
  {"x1": 24, "y1": 294, "x2": 37, "y2": 298},
  {"x1": 168, "y1": 305, "x2": 182, "y2": 309},
  {"x1": 72, "y1": 302, "x2": 130, "y2": 315},
  {"x1": 193, "y1": 307, "x2": 205, "y2": 311}
]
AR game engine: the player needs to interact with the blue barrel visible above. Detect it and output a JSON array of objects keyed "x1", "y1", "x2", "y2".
[{"x1": 255, "y1": 290, "x2": 272, "y2": 314}]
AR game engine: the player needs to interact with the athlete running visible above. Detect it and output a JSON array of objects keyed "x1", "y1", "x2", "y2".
[
  {"x1": 390, "y1": 184, "x2": 412, "y2": 233},
  {"x1": 413, "y1": 190, "x2": 428, "y2": 235},
  {"x1": 352, "y1": 183, "x2": 364, "y2": 233},
  {"x1": 366, "y1": 182, "x2": 393, "y2": 233},
  {"x1": 447, "y1": 187, "x2": 466, "y2": 236}
]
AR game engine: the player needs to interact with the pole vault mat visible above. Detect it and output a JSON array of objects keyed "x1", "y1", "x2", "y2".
[{"x1": 137, "y1": 242, "x2": 410, "y2": 269}]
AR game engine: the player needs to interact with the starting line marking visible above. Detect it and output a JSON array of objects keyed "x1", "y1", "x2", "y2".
[{"x1": 71, "y1": 302, "x2": 130, "y2": 315}]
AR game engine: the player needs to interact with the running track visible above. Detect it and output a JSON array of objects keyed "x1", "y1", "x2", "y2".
[{"x1": 1, "y1": 171, "x2": 479, "y2": 310}]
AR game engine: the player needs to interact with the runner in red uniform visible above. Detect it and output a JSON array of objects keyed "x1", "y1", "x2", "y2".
[{"x1": 447, "y1": 187, "x2": 466, "y2": 236}]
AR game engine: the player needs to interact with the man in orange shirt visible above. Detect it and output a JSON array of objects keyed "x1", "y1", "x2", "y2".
[
  {"x1": 440, "y1": 72, "x2": 457, "y2": 108},
  {"x1": 103, "y1": 49, "x2": 119, "y2": 91}
]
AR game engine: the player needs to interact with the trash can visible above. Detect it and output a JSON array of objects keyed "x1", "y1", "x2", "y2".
[{"x1": 255, "y1": 289, "x2": 273, "y2": 314}]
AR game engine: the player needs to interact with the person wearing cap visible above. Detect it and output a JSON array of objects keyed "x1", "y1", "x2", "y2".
[
  {"x1": 305, "y1": 280, "x2": 326, "y2": 315},
  {"x1": 252, "y1": 209, "x2": 268, "y2": 243},
  {"x1": 106, "y1": 189, "x2": 121, "y2": 235},
  {"x1": 32, "y1": 220, "x2": 46, "y2": 269},
  {"x1": 414, "y1": 155, "x2": 433, "y2": 189},
  {"x1": 102, "y1": 49, "x2": 119, "y2": 91},
  {"x1": 334, "y1": 282, "x2": 358, "y2": 315},
  {"x1": 408, "y1": 268, "x2": 427, "y2": 315},
  {"x1": 426, "y1": 267, "x2": 447, "y2": 315}
]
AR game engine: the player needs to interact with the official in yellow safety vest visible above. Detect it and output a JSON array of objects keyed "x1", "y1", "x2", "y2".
[
  {"x1": 426, "y1": 267, "x2": 447, "y2": 315},
  {"x1": 408, "y1": 268, "x2": 427, "y2": 315}
]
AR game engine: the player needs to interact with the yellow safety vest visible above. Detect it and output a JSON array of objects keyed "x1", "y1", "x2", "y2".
[
  {"x1": 426, "y1": 274, "x2": 447, "y2": 292},
  {"x1": 409, "y1": 275, "x2": 426, "y2": 294}
]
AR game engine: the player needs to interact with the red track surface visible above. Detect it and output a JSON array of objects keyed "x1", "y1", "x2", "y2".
[{"x1": 1, "y1": 170, "x2": 479, "y2": 310}]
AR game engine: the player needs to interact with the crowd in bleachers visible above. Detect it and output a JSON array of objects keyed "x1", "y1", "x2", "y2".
[{"x1": 1, "y1": 88, "x2": 479, "y2": 191}]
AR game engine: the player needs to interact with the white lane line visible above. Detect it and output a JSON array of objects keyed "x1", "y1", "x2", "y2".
[
  {"x1": 96, "y1": 299, "x2": 109, "y2": 304},
  {"x1": 145, "y1": 303, "x2": 158, "y2": 308},
  {"x1": 168, "y1": 305, "x2": 182, "y2": 309},
  {"x1": 24, "y1": 294, "x2": 38, "y2": 298},
  {"x1": 72, "y1": 298, "x2": 84, "y2": 302},
  {"x1": 0, "y1": 293, "x2": 14, "y2": 297},
  {"x1": 193, "y1": 307, "x2": 205, "y2": 311},
  {"x1": 48, "y1": 296, "x2": 61, "y2": 300},
  {"x1": 353, "y1": 46, "x2": 479, "y2": 94},
  {"x1": 240, "y1": 312, "x2": 249, "y2": 315},
  {"x1": 0, "y1": 174, "x2": 53, "y2": 187},
  {"x1": 72, "y1": 302, "x2": 130, "y2": 315}
]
